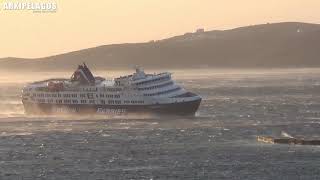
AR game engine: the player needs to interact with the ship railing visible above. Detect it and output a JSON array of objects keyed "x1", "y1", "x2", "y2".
[{"x1": 31, "y1": 78, "x2": 69, "y2": 85}]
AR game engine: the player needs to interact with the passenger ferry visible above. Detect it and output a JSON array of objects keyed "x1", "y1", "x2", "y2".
[{"x1": 22, "y1": 63, "x2": 202, "y2": 115}]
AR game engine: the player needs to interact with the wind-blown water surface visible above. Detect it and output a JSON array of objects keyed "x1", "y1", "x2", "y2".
[{"x1": 0, "y1": 69, "x2": 319, "y2": 179}]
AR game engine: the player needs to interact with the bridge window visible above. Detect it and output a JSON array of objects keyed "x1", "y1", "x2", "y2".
[
  {"x1": 144, "y1": 87, "x2": 181, "y2": 96},
  {"x1": 138, "y1": 81, "x2": 174, "y2": 91},
  {"x1": 136, "y1": 76, "x2": 170, "y2": 85}
]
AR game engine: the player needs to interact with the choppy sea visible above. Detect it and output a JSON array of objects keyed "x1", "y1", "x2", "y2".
[{"x1": 0, "y1": 69, "x2": 319, "y2": 180}]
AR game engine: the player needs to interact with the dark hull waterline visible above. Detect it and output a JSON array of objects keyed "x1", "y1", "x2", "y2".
[{"x1": 23, "y1": 99, "x2": 201, "y2": 116}]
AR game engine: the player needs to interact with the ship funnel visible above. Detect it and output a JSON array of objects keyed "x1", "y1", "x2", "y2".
[{"x1": 71, "y1": 63, "x2": 96, "y2": 85}]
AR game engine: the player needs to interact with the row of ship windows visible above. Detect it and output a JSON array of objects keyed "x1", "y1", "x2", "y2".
[
  {"x1": 33, "y1": 93, "x2": 120, "y2": 99},
  {"x1": 42, "y1": 99, "x2": 95, "y2": 104},
  {"x1": 144, "y1": 87, "x2": 181, "y2": 96},
  {"x1": 99, "y1": 94, "x2": 120, "y2": 98},
  {"x1": 100, "y1": 100, "x2": 121, "y2": 105},
  {"x1": 136, "y1": 76, "x2": 170, "y2": 86},
  {"x1": 106, "y1": 88, "x2": 122, "y2": 92},
  {"x1": 138, "y1": 81, "x2": 174, "y2": 91},
  {"x1": 35, "y1": 87, "x2": 122, "y2": 92},
  {"x1": 82, "y1": 88, "x2": 122, "y2": 92},
  {"x1": 124, "y1": 100, "x2": 144, "y2": 104},
  {"x1": 36, "y1": 99, "x2": 144, "y2": 104},
  {"x1": 100, "y1": 100, "x2": 144, "y2": 104}
]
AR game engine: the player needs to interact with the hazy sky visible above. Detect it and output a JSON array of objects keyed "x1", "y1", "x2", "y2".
[{"x1": 1, "y1": 0, "x2": 320, "y2": 58}]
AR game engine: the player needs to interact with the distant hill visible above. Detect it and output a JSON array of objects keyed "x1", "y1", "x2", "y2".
[{"x1": 1, "y1": 22, "x2": 320, "y2": 71}]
